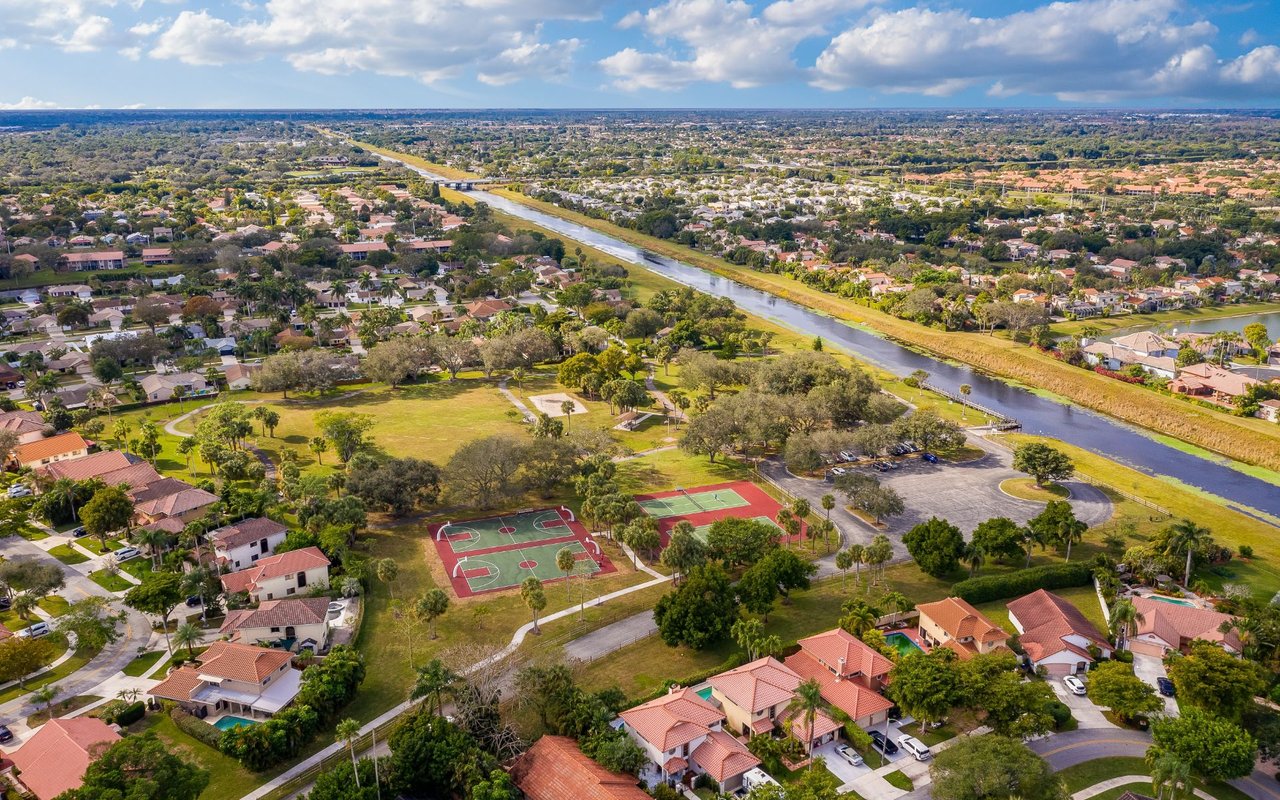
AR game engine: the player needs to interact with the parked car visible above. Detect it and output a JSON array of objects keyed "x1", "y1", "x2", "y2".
[
  {"x1": 874, "y1": 462, "x2": 890, "y2": 472},
  {"x1": 0, "y1": 725, "x2": 12, "y2": 743},
  {"x1": 1156, "y1": 677, "x2": 1175, "y2": 697},
  {"x1": 0, "y1": 597, "x2": 10, "y2": 611},
  {"x1": 839, "y1": 451, "x2": 857, "y2": 462},
  {"x1": 17, "y1": 622, "x2": 50, "y2": 638},
  {"x1": 835, "y1": 744, "x2": 864, "y2": 767},
  {"x1": 1063, "y1": 675, "x2": 1087, "y2": 695},
  {"x1": 112, "y1": 546, "x2": 140, "y2": 562},
  {"x1": 921, "y1": 452, "x2": 939, "y2": 464},
  {"x1": 6, "y1": 484, "x2": 31, "y2": 498},
  {"x1": 185, "y1": 595, "x2": 203, "y2": 607},
  {"x1": 897, "y1": 735, "x2": 932, "y2": 761},
  {"x1": 868, "y1": 730, "x2": 899, "y2": 756},
  {"x1": 831, "y1": 467, "x2": 848, "y2": 477},
  {"x1": 72, "y1": 526, "x2": 88, "y2": 538}
]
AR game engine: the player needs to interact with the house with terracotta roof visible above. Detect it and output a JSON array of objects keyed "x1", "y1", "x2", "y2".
[
  {"x1": 220, "y1": 546, "x2": 330, "y2": 603},
  {"x1": 618, "y1": 687, "x2": 761, "y2": 793},
  {"x1": 59, "y1": 250, "x2": 124, "y2": 271},
  {"x1": 0, "y1": 410, "x2": 47, "y2": 445},
  {"x1": 1007, "y1": 589, "x2": 1112, "y2": 676},
  {"x1": 707, "y1": 657, "x2": 841, "y2": 751},
  {"x1": 916, "y1": 597, "x2": 1009, "y2": 659},
  {"x1": 13, "y1": 431, "x2": 89, "y2": 469},
  {"x1": 210, "y1": 517, "x2": 289, "y2": 570},
  {"x1": 220, "y1": 597, "x2": 330, "y2": 652},
  {"x1": 782, "y1": 629, "x2": 894, "y2": 728},
  {"x1": 39, "y1": 449, "x2": 134, "y2": 483},
  {"x1": 130, "y1": 481, "x2": 218, "y2": 526},
  {"x1": 1168, "y1": 363, "x2": 1260, "y2": 401},
  {"x1": 509, "y1": 735, "x2": 650, "y2": 800},
  {"x1": 147, "y1": 640, "x2": 299, "y2": 721},
  {"x1": 4, "y1": 717, "x2": 120, "y2": 800},
  {"x1": 1126, "y1": 596, "x2": 1240, "y2": 658}
]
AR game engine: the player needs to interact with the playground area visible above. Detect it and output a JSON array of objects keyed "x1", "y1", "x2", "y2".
[
  {"x1": 635, "y1": 481, "x2": 802, "y2": 547},
  {"x1": 431, "y1": 507, "x2": 615, "y2": 597}
]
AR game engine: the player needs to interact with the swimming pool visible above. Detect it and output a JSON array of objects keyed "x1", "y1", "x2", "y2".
[
  {"x1": 1146, "y1": 595, "x2": 1195, "y2": 607},
  {"x1": 696, "y1": 686, "x2": 713, "y2": 702},
  {"x1": 213, "y1": 715, "x2": 258, "y2": 731},
  {"x1": 884, "y1": 632, "x2": 923, "y2": 656}
]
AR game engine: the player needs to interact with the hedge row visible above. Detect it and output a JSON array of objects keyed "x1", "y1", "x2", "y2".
[
  {"x1": 106, "y1": 701, "x2": 145, "y2": 726},
  {"x1": 951, "y1": 562, "x2": 1093, "y2": 604},
  {"x1": 170, "y1": 708, "x2": 223, "y2": 749}
]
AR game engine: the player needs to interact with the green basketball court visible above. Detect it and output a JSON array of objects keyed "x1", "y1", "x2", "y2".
[
  {"x1": 439, "y1": 509, "x2": 573, "y2": 553},
  {"x1": 689, "y1": 515, "x2": 782, "y2": 543},
  {"x1": 453, "y1": 540, "x2": 602, "y2": 593},
  {"x1": 637, "y1": 487, "x2": 750, "y2": 518}
]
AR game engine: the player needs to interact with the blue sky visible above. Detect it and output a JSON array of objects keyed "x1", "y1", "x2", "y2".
[{"x1": 1, "y1": 0, "x2": 1278, "y2": 109}]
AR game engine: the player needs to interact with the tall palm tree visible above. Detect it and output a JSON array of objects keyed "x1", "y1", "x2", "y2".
[
  {"x1": 793, "y1": 679, "x2": 824, "y2": 764},
  {"x1": 173, "y1": 622, "x2": 202, "y2": 661},
  {"x1": 958, "y1": 384, "x2": 972, "y2": 418},
  {"x1": 33, "y1": 684, "x2": 58, "y2": 722},
  {"x1": 336, "y1": 718, "x2": 363, "y2": 788},
  {"x1": 1164, "y1": 518, "x2": 1211, "y2": 587},
  {"x1": 411, "y1": 659, "x2": 459, "y2": 717},
  {"x1": 1108, "y1": 598, "x2": 1144, "y2": 650},
  {"x1": 1147, "y1": 749, "x2": 1191, "y2": 800},
  {"x1": 848, "y1": 543, "x2": 865, "y2": 586}
]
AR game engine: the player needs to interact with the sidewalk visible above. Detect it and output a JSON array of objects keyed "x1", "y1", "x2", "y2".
[{"x1": 1075, "y1": 776, "x2": 1213, "y2": 800}]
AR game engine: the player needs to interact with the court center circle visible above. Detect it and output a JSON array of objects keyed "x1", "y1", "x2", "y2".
[
  {"x1": 499, "y1": 525, "x2": 517, "y2": 534},
  {"x1": 518, "y1": 559, "x2": 538, "y2": 569}
]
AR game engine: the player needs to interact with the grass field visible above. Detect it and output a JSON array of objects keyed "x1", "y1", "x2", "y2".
[
  {"x1": 485, "y1": 186, "x2": 1280, "y2": 471},
  {"x1": 999, "y1": 478, "x2": 1071, "y2": 502},
  {"x1": 1051, "y1": 303, "x2": 1280, "y2": 337},
  {"x1": 47, "y1": 543, "x2": 88, "y2": 565},
  {"x1": 1055, "y1": 757, "x2": 1253, "y2": 800},
  {"x1": 122, "y1": 650, "x2": 166, "y2": 677},
  {"x1": 88, "y1": 569, "x2": 134, "y2": 592}
]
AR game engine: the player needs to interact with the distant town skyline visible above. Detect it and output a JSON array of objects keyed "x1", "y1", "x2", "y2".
[{"x1": 1, "y1": 0, "x2": 1278, "y2": 110}]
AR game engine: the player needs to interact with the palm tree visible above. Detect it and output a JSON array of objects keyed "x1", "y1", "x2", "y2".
[
  {"x1": 135, "y1": 527, "x2": 168, "y2": 569},
  {"x1": 841, "y1": 603, "x2": 877, "y2": 637},
  {"x1": 411, "y1": 658, "x2": 459, "y2": 717},
  {"x1": 1108, "y1": 598, "x2": 1144, "y2": 650},
  {"x1": 848, "y1": 543, "x2": 865, "y2": 587},
  {"x1": 376, "y1": 558, "x2": 399, "y2": 600},
  {"x1": 336, "y1": 718, "x2": 363, "y2": 788},
  {"x1": 821, "y1": 494, "x2": 835, "y2": 521},
  {"x1": 33, "y1": 683, "x2": 58, "y2": 722},
  {"x1": 958, "y1": 383, "x2": 972, "y2": 419},
  {"x1": 793, "y1": 679, "x2": 824, "y2": 763},
  {"x1": 1165, "y1": 518, "x2": 1211, "y2": 587},
  {"x1": 561, "y1": 400, "x2": 574, "y2": 429},
  {"x1": 1147, "y1": 749, "x2": 1191, "y2": 800},
  {"x1": 173, "y1": 622, "x2": 202, "y2": 661},
  {"x1": 116, "y1": 687, "x2": 141, "y2": 702},
  {"x1": 964, "y1": 542, "x2": 985, "y2": 576}
]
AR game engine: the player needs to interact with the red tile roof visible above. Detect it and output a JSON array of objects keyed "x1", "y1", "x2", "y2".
[
  {"x1": 1007, "y1": 589, "x2": 1110, "y2": 663},
  {"x1": 40, "y1": 449, "x2": 132, "y2": 481},
  {"x1": 210, "y1": 517, "x2": 288, "y2": 550},
  {"x1": 690, "y1": 730, "x2": 760, "y2": 783},
  {"x1": 10, "y1": 718, "x2": 120, "y2": 800},
  {"x1": 796, "y1": 628, "x2": 893, "y2": 679},
  {"x1": 134, "y1": 486, "x2": 219, "y2": 519},
  {"x1": 783, "y1": 651, "x2": 893, "y2": 723},
  {"x1": 917, "y1": 597, "x2": 1008, "y2": 644},
  {"x1": 1131, "y1": 596, "x2": 1240, "y2": 652},
  {"x1": 221, "y1": 597, "x2": 329, "y2": 637},
  {"x1": 15, "y1": 432, "x2": 88, "y2": 464},
  {"x1": 708, "y1": 657, "x2": 801, "y2": 714},
  {"x1": 509, "y1": 736, "x2": 650, "y2": 800},
  {"x1": 619, "y1": 687, "x2": 723, "y2": 752},
  {"x1": 220, "y1": 547, "x2": 330, "y2": 595}
]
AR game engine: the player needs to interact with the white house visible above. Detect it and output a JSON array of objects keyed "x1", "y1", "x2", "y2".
[
  {"x1": 220, "y1": 597, "x2": 330, "y2": 652},
  {"x1": 619, "y1": 687, "x2": 760, "y2": 793},
  {"x1": 209, "y1": 517, "x2": 289, "y2": 571},
  {"x1": 220, "y1": 546, "x2": 330, "y2": 603},
  {"x1": 147, "y1": 641, "x2": 299, "y2": 721},
  {"x1": 1007, "y1": 589, "x2": 1112, "y2": 676}
]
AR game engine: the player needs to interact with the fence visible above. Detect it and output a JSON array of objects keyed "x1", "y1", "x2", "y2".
[{"x1": 921, "y1": 382, "x2": 1021, "y2": 429}]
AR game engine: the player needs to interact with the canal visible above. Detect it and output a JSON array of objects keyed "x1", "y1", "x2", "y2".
[{"x1": 379, "y1": 154, "x2": 1280, "y2": 520}]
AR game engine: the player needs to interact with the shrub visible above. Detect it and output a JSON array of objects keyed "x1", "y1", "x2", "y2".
[
  {"x1": 1113, "y1": 650, "x2": 1134, "y2": 664},
  {"x1": 108, "y1": 701, "x2": 145, "y2": 726},
  {"x1": 1239, "y1": 545, "x2": 1254, "y2": 559},
  {"x1": 1047, "y1": 700, "x2": 1073, "y2": 729},
  {"x1": 951, "y1": 562, "x2": 1093, "y2": 603},
  {"x1": 170, "y1": 708, "x2": 223, "y2": 749}
]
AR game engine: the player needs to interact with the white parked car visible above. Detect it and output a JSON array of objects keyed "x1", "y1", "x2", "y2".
[
  {"x1": 6, "y1": 484, "x2": 31, "y2": 498},
  {"x1": 835, "y1": 744, "x2": 864, "y2": 767},
  {"x1": 1063, "y1": 675, "x2": 1087, "y2": 695},
  {"x1": 897, "y1": 734, "x2": 932, "y2": 761},
  {"x1": 112, "y1": 546, "x2": 141, "y2": 562},
  {"x1": 17, "y1": 622, "x2": 50, "y2": 638}
]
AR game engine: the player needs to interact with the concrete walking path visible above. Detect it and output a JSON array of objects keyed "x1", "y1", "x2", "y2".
[{"x1": 1074, "y1": 776, "x2": 1212, "y2": 800}]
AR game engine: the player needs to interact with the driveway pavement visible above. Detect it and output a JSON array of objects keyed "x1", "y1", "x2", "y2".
[
  {"x1": 1048, "y1": 676, "x2": 1114, "y2": 729},
  {"x1": 1131, "y1": 653, "x2": 1178, "y2": 716},
  {"x1": 815, "y1": 740, "x2": 871, "y2": 785}
]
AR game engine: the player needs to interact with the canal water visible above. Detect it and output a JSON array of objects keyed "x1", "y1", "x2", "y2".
[{"x1": 380, "y1": 154, "x2": 1280, "y2": 519}]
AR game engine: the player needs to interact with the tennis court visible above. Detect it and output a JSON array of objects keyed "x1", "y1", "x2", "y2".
[
  {"x1": 689, "y1": 515, "x2": 782, "y2": 544},
  {"x1": 437, "y1": 508, "x2": 574, "y2": 553},
  {"x1": 637, "y1": 487, "x2": 751, "y2": 518},
  {"x1": 431, "y1": 506, "x2": 616, "y2": 597},
  {"x1": 451, "y1": 540, "x2": 604, "y2": 594}
]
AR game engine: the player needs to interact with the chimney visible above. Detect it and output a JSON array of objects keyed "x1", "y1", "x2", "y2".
[{"x1": 836, "y1": 657, "x2": 845, "y2": 681}]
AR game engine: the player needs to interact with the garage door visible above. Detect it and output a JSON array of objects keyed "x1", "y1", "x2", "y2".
[{"x1": 1129, "y1": 641, "x2": 1166, "y2": 658}]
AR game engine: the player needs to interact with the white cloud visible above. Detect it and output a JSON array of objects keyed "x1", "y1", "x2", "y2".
[
  {"x1": 0, "y1": 1, "x2": 118, "y2": 52},
  {"x1": 0, "y1": 96, "x2": 60, "y2": 110},
  {"x1": 600, "y1": 0, "x2": 857, "y2": 90},
  {"x1": 810, "y1": 0, "x2": 1280, "y2": 100},
  {"x1": 148, "y1": 0, "x2": 602, "y2": 85}
]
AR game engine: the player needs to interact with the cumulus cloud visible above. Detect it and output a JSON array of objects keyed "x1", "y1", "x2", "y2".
[
  {"x1": 148, "y1": 0, "x2": 600, "y2": 85},
  {"x1": 0, "y1": 0, "x2": 117, "y2": 52},
  {"x1": 811, "y1": 0, "x2": 1280, "y2": 100},
  {"x1": 600, "y1": 0, "x2": 866, "y2": 90},
  {"x1": 0, "y1": 96, "x2": 60, "y2": 110}
]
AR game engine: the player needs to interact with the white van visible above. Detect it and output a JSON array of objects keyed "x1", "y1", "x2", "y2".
[
  {"x1": 741, "y1": 767, "x2": 781, "y2": 793},
  {"x1": 897, "y1": 734, "x2": 932, "y2": 761},
  {"x1": 17, "y1": 622, "x2": 50, "y2": 638}
]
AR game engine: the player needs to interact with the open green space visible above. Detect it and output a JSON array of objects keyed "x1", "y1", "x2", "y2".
[
  {"x1": 122, "y1": 650, "x2": 166, "y2": 677},
  {"x1": 38, "y1": 596, "x2": 71, "y2": 617},
  {"x1": 999, "y1": 478, "x2": 1071, "y2": 502},
  {"x1": 883, "y1": 770, "x2": 914, "y2": 791},
  {"x1": 89, "y1": 569, "x2": 134, "y2": 592},
  {"x1": 0, "y1": 644, "x2": 99, "y2": 704},
  {"x1": 134, "y1": 712, "x2": 266, "y2": 800},
  {"x1": 1055, "y1": 757, "x2": 1253, "y2": 800},
  {"x1": 78, "y1": 537, "x2": 125, "y2": 556},
  {"x1": 117, "y1": 557, "x2": 155, "y2": 581},
  {"x1": 1051, "y1": 302, "x2": 1280, "y2": 337},
  {"x1": 47, "y1": 543, "x2": 89, "y2": 565}
]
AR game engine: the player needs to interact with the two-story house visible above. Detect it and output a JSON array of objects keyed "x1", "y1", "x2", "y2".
[
  {"x1": 707, "y1": 657, "x2": 841, "y2": 752},
  {"x1": 220, "y1": 546, "x2": 330, "y2": 603},
  {"x1": 12, "y1": 432, "x2": 89, "y2": 470},
  {"x1": 210, "y1": 517, "x2": 289, "y2": 571},
  {"x1": 916, "y1": 597, "x2": 1010, "y2": 659},
  {"x1": 220, "y1": 597, "x2": 330, "y2": 652},
  {"x1": 782, "y1": 628, "x2": 894, "y2": 728},
  {"x1": 147, "y1": 640, "x2": 299, "y2": 721},
  {"x1": 619, "y1": 687, "x2": 761, "y2": 793}
]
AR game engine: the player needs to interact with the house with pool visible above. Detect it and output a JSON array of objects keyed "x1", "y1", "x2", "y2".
[
  {"x1": 1126, "y1": 596, "x2": 1240, "y2": 658},
  {"x1": 147, "y1": 641, "x2": 300, "y2": 725},
  {"x1": 782, "y1": 628, "x2": 894, "y2": 728},
  {"x1": 706, "y1": 656, "x2": 842, "y2": 751}
]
